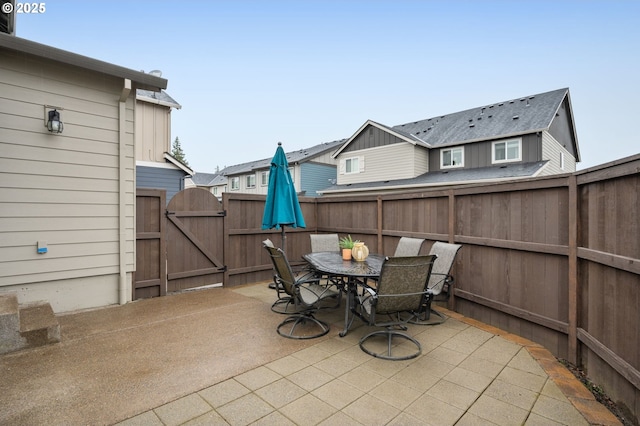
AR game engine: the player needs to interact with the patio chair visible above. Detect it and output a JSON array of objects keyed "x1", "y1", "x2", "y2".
[
  {"x1": 310, "y1": 233, "x2": 340, "y2": 252},
  {"x1": 357, "y1": 255, "x2": 437, "y2": 360},
  {"x1": 309, "y1": 233, "x2": 345, "y2": 305},
  {"x1": 409, "y1": 241, "x2": 462, "y2": 325},
  {"x1": 263, "y1": 241, "x2": 339, "y2": 339},
  {"x1": 394, "y1": 237, "x2": 425, "y2": 257}
]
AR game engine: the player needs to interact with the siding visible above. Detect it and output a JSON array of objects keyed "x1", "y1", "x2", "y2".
[
  {"x1": 0, "y1": 48, "x2": 136, "y2": 311},
  {"x1": 338, "y1": 143, "x2": 428, "y2": 185},
  {"x1": 136, "y1": 165, "x2": 185, "y2": 203},
  {"x1": 343, "y1": 124, "x2": 404, "y2": 153},
  {"x1": 548, "y1": 98, "x2": 578, "y2": 158},
  {"x1": 135, "y1": 100, "x2": 171, "y2": 162},
  {"x1": 429, "y1": 134, "x2": 542, "y2": 171},
  {"x1": 299, "y1": 162, "x2": 337, "y2": 197},
  {"x1": 541, "y1": 131, "x2": 576, "y2": 175}
]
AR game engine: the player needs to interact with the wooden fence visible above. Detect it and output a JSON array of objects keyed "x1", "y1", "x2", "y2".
[{"x1": 220, "y1": 154, "x2": 639, "y2": 421}]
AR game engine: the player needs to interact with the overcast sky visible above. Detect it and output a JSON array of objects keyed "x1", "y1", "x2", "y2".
[{"x1": 14, "y1": 0, "x2": 640, "y2": 173}]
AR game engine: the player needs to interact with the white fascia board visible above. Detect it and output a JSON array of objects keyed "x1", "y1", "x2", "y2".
[{"x1": 163, "y1": 153, "x2": 194, "y2": 175}]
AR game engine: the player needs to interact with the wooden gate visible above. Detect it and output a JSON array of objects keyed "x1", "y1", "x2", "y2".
[
  {"x1": 134, "y1": 189, "x2": 167, "y2": 299},
  {"x1": 166, "y1": 188, "x2": 226, "y2": 292}
]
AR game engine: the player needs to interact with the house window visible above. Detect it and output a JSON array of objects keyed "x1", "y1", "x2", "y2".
[
  {"x1": 213, "y1": 187, "x2": 218, "y2": 195},
  {"x1": 261, "y1": 171, "x2": 269, "y2": 186},
  {"x1": 560, "y1": 152, "x2": 565, "y2": 170},
  {"x1": 230, "y1": 177, "x2": 239, "y2": 190},
  {"x1": 345, "y1": 157, "x2": 359, "y2": 174},
  {"x1": 492, "y1": 139, "x2": 521, "y2": 163},
  {"x1": 288, "y1": 167, "x2": 295, "y2": 183},
  {"x1": 441, "y1": 147, "x2": 464, "y2": 168},
  {"x1": 246, "y1": 175, "x2": 256, "y2": 188}
]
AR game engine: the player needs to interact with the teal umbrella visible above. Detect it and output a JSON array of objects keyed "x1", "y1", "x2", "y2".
[{"x1": 262, "y1": 142, "x2": 306, "y2": 251}]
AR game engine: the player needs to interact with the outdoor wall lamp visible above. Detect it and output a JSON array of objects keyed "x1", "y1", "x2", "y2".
[{"x1": 44, "y1": 106, "x2": 64, "y2": 134}]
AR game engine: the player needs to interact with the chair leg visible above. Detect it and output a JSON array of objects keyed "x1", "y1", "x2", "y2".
[
  {"x1": 408, "y1": 299, "x2": 447, "y2": 325},
  {"x1": 277, "y1": 314, "x2": 330, "y2": 340},
  {"x1": 359, "y1": 330, "x2": 422, "y2": 361}
]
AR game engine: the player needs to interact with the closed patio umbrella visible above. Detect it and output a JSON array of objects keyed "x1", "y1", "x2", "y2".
[{"x1": 262, "y1": 142, "x2": 306, "y2": 252}]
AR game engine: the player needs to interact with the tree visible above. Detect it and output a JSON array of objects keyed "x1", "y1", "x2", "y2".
[{"x1": 171, "y1": 137, "x2": 189, "y2": 166}]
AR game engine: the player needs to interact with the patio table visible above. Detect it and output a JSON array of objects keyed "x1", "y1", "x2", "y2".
[{"x1": 303, "y1": 251, "x2": 385, "y2": 337}]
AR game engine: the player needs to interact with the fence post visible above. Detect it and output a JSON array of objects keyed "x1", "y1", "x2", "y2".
[{"x1": 568, "y1": 175, "x2": 578, "y2": 364}]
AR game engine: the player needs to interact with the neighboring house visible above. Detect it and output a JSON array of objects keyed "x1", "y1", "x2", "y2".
[
  {"x1": 0, "y1": 33, "x2": 167, "y2": 313},
  {"x1": 320, "y1": 88, "x2": 579, "y2": 195},
  {"x1": 185, "y1": 171, "x2": 226, "y2": 200},
  {"x1": 189, "y1": 139, "x2": 345, "y2": 198},
  {"x1": 135, "y1": 89, "x2": 193, "y2": 203}
]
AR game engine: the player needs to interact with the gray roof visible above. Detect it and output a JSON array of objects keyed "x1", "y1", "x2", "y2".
[
  {"x1": 220, "y1": 139, "x2": 345, "y2": 177},
  {"x1": 319, "y1": 161, "x2": 548, "y2": 194},
  {"x1": 190, "y1": 172, "x2": 221, "y2": 186},
  {"x1": 136, "y1": 89, "x2": 181, "y2": 109},
  {"x1": 392, "y1": 88, "x2": 569, "y2": 147}
]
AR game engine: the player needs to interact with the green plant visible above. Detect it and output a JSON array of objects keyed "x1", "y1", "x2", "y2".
[{"x1": 339, "y1": 234, "x2": 358, "y2": 249}]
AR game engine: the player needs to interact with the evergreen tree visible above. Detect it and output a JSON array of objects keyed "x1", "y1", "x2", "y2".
[{"x1": 171, "y1": 137, "x2": 189, "y2": 166}]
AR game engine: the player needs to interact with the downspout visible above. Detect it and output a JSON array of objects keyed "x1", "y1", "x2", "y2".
[{"x1": 118, "y1": 79, "x2": 132, "y2": 305}]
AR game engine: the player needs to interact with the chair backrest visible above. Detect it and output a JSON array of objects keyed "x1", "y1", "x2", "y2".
[
  {"x1": 393, "y1": 237, "x2": 425, "y2": 257},
  {"x1": 263, "y1": 242, "x2": 296, "y2": 296},
  {"x1": 310, "y1": 233, "x2": 340, "y2": 252},
  {"x1": 427, "y1": 242, "x2": 462, "y2": 295},
  {"x1": 375, "y1": 255, "x2": 437, "y2": 314}
]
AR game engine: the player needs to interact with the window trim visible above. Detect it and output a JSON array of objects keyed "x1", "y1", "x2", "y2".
[
  {"x1": 440, "y1": 146, "x2": 464, "y2": 169},
  {"x1": 492, "y1": 138, "x2": 522, "y2": 164},
  {"x1": 345, "y1": 157, "x2": 359, "y2": 174},
  {"x1": 260, "y1": 171, "x2": 269, "y2": 186},
  {"x1": 246, "y1": 174, "x2": 256, "y2": 189},
  {"x1": 230, "y1": 177, "x2": 240, "y2": 191}
]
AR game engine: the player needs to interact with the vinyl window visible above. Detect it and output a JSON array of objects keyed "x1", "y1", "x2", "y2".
[
  {"x1": 246, "y1": 175, "x2": 256, "y2": 188},
  {"x1": 492, "y1": 139, "x2": 522, "y2": 163},
  {"x1": 230, "y1": 177, "x2": 239, "y2": 190},
  {"x1": 441, "y1": 147, "x2": 464, "y2": 168}
]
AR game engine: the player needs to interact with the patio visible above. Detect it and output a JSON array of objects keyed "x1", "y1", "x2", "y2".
[{"x1": 0, "y1": 283, "x2": 619, "y2": 425}]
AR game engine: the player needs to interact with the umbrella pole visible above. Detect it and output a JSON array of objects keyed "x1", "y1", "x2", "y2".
[{"x1": 281, "y1": 226, "x2": 286, "y2": 252}]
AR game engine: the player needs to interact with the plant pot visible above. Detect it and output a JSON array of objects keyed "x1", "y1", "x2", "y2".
[{"x1": 342, "y1": 248, "x2": 352, "y2": 260}]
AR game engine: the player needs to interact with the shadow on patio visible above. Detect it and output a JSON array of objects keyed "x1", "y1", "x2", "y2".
[{"x1": 0, "y1": 283, "x2": 619, "y2": 425}]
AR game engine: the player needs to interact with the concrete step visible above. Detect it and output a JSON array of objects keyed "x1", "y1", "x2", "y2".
[{"x1": 0, "y1": 293, "x2": 60, "y2": 355}]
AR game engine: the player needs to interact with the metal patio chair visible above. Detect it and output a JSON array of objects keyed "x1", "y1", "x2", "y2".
[
  {"x1": 357, "y1": 255, "x2": 437, "y2": 360},
  {"x1": 263, "y1": 241, "x2": 339, "y2": 339},
  {"x1": 409, "y1": 241, "x2": 462, "y2": 325},
  {"x1": 394, "y1": 237, "x2": 426, "y2": 257}
]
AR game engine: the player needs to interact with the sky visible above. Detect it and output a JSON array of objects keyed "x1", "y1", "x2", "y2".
[{"x1": 13, "y1": 0, "x2": 640, "y2": 173}]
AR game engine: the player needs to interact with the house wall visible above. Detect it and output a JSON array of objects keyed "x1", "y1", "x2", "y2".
[
  {"x1": 135, "y1": 100, "x2": 170, "y2": 162},
  {"x1": 429, "y1": 133, "x2": 542, "y2": 171},
  {"x1": 548, "y1": 98, "x2": 578, "y2": 158},
  {"x1": 299, "y1": 162, "x2": 337, "y2": 197},
  {"x1": 342, "y1": 123, "x2": 404, "y2": 152},
  {"x1": 0, "y1": 48, "x2": 136, "y2": 312},
  {"x1": 338, "y1": 143, "x2": 428, "y2": 185},
  {"x1": 136, "y1": 164, "x2": 185, "y2": 203},
  {"x1": 540, "y1": 131, "x2": 576, "y2": 175}
]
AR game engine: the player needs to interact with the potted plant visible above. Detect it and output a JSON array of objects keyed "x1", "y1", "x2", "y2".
[{"x1": 339, "y1": 235, "x2": 358, "y2": 260}]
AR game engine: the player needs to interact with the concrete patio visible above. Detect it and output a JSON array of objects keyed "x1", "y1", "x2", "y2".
[{"x1": 0, "y1": 282, "x2": 620, "y2": 425}]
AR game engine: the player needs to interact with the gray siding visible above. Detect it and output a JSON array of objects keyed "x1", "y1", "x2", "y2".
[
  {"x1": 136, "y1": 166, "x2": 185, "y2": 203},
  {"x1": 429, "y1": 134, "x2": 542, "y2": 171},
  {"x1": 343, "y1": 124, "x2": 403, "y2": 153},
  {"x1": 548, "y1": 98, "x2": 577, "y2": 158},
  {"x1": 300, "y1": 162, "x2": 337, "y2": 197}
]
